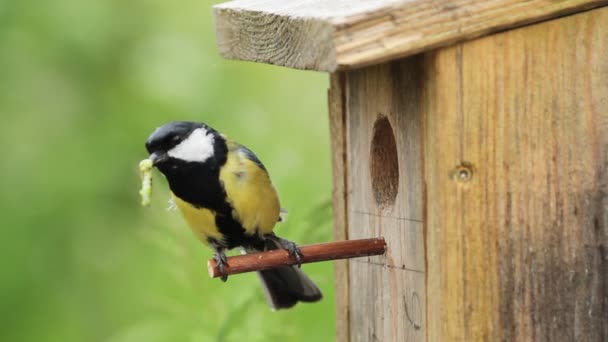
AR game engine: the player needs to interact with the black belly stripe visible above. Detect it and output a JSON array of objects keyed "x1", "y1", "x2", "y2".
[{"x1": 214, "y1": 213, "x2": 246, "y2": 249}]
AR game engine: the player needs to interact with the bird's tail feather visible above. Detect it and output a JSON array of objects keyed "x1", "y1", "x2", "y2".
[
  {"x1": 244, "y1": 239, "x2": 322, "y2": 310},
  {"x1": 257, "y1": 266, "x2": 322, "y2": 310}
]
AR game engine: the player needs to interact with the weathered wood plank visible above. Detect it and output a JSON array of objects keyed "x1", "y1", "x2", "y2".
[
  {"x1": 213, "y1": 0, "x2": 608, "y2": 71},
  {"x1": 328, "y1": 72, "x2": 350, "y2": 342},
  {"x1": 337, "y1": 7, "x2": 608, "y2": 341},
  {"x1": 424, "y1": 7, "x2": 608, "y2": 341},
  {"x1": 345, "y1": 59, "x2": 426, "y2": 342}
]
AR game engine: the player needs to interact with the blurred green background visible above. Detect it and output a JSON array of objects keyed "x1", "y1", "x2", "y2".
[{"x1": 0, "y1": 1, "x2": 333, "y2": 341}]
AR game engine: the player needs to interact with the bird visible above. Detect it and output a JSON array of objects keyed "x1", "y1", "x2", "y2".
[{"x1": 144, "y1": 121, "x2": 322, "y2": 309}]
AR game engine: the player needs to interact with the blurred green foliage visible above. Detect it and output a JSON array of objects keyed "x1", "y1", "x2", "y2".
[{"x1": 0, "y1": 1, "x2": 333, "y2": 341}]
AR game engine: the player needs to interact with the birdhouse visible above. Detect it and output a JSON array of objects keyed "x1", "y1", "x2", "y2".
[{"x1": 213, "y1": 1, "x2": 608, "y2": 341}]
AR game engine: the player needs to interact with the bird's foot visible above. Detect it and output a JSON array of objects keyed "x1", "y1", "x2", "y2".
[
  {"x1": 213, "y1": 251, "x2": 229, "y2": 282},
  {"x1": 268, "y1": 236, "x2": 303, "y2": 268}
]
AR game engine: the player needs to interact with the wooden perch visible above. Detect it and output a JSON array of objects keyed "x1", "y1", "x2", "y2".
[{"x1": 208, "y1": 237, "x2": 387, "y2": 278}]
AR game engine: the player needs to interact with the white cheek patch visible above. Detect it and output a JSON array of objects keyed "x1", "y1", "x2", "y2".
[{"x1": 167, "y1": 127, "x2": 215, "y2": 163}]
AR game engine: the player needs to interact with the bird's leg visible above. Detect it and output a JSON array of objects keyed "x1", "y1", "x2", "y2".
[
  {"x1": 213, "y1": 249, "x2": 229, "y2": 282},
  {"x1": 265, "y1": 234, "x2": 303, "y2": 267}
]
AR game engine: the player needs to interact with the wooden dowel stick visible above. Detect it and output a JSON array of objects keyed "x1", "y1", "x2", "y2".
[{"x1": 207, "y1": 237, "x2": 387, "y2": 278}]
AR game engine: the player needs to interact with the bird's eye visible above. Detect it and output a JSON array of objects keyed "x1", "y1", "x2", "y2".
[{"x1": 172, "y1": 136, "x2": 181, "y2": 143}]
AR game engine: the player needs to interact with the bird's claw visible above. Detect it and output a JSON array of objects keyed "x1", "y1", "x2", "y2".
[
  {"x1": 213, "y1": 251, "x2": 229, "y2": 282},
  {"x1": 264, "y1": 235, "x2": 304, "y2": 268},
  {"x1": 279, "y1": 239, "x2": 302, "y2": 268}
]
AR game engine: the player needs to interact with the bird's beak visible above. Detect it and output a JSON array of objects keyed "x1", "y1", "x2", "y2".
[{"x1": 149, "y1": 152, "x2": 168, "y2": 166}]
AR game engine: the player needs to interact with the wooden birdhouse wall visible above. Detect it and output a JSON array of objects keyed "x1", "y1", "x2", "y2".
[
  {"x1": 331, "y1": 59, "x2": 427, "y2": 341},
  {"x1": 330, "y1": 9, "x2": 608, "y2": 341}
]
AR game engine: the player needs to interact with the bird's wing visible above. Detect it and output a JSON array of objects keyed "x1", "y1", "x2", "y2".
[
  {"x1": 219, "y1": 141, "x2": 281, "y2": 236},
  {"x1": 237, "y1": 144, "x2": 267, "y2": 172}
]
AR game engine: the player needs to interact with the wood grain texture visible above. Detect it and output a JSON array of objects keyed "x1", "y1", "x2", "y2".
[
  {"x1": 345, "y1": 58, "x2": 426, "y2": 342},
  {"x1": 332, "y1": 7, "x2": 608, "y2": 341},
  {"x1": 329, "y1": 72, "x2": 350, "y2": 342},
  {"x1": 422, "y1": 8, "x2": 608, "y2": 341},
  {"x1": 213, "y1": 0, "x2": 608, "y2": 71}
]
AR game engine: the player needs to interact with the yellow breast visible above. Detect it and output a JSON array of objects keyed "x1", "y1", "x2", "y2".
[{"x1": 172, "y1": 194, "x2": 223, "y2": 244}]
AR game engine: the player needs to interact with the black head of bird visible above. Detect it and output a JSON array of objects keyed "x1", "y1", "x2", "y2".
[{"x1": 145, "y1": 121, "x2": 224, "y2": 170}]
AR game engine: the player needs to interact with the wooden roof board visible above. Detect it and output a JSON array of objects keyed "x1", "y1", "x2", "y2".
[{"x1": 214, "y1": 0, "x2": 607, "y2": 72}]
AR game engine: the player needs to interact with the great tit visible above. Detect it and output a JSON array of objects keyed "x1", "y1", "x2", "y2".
[{"x1": 145, "y1": 121, "x2": 322, "y2": 309}]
